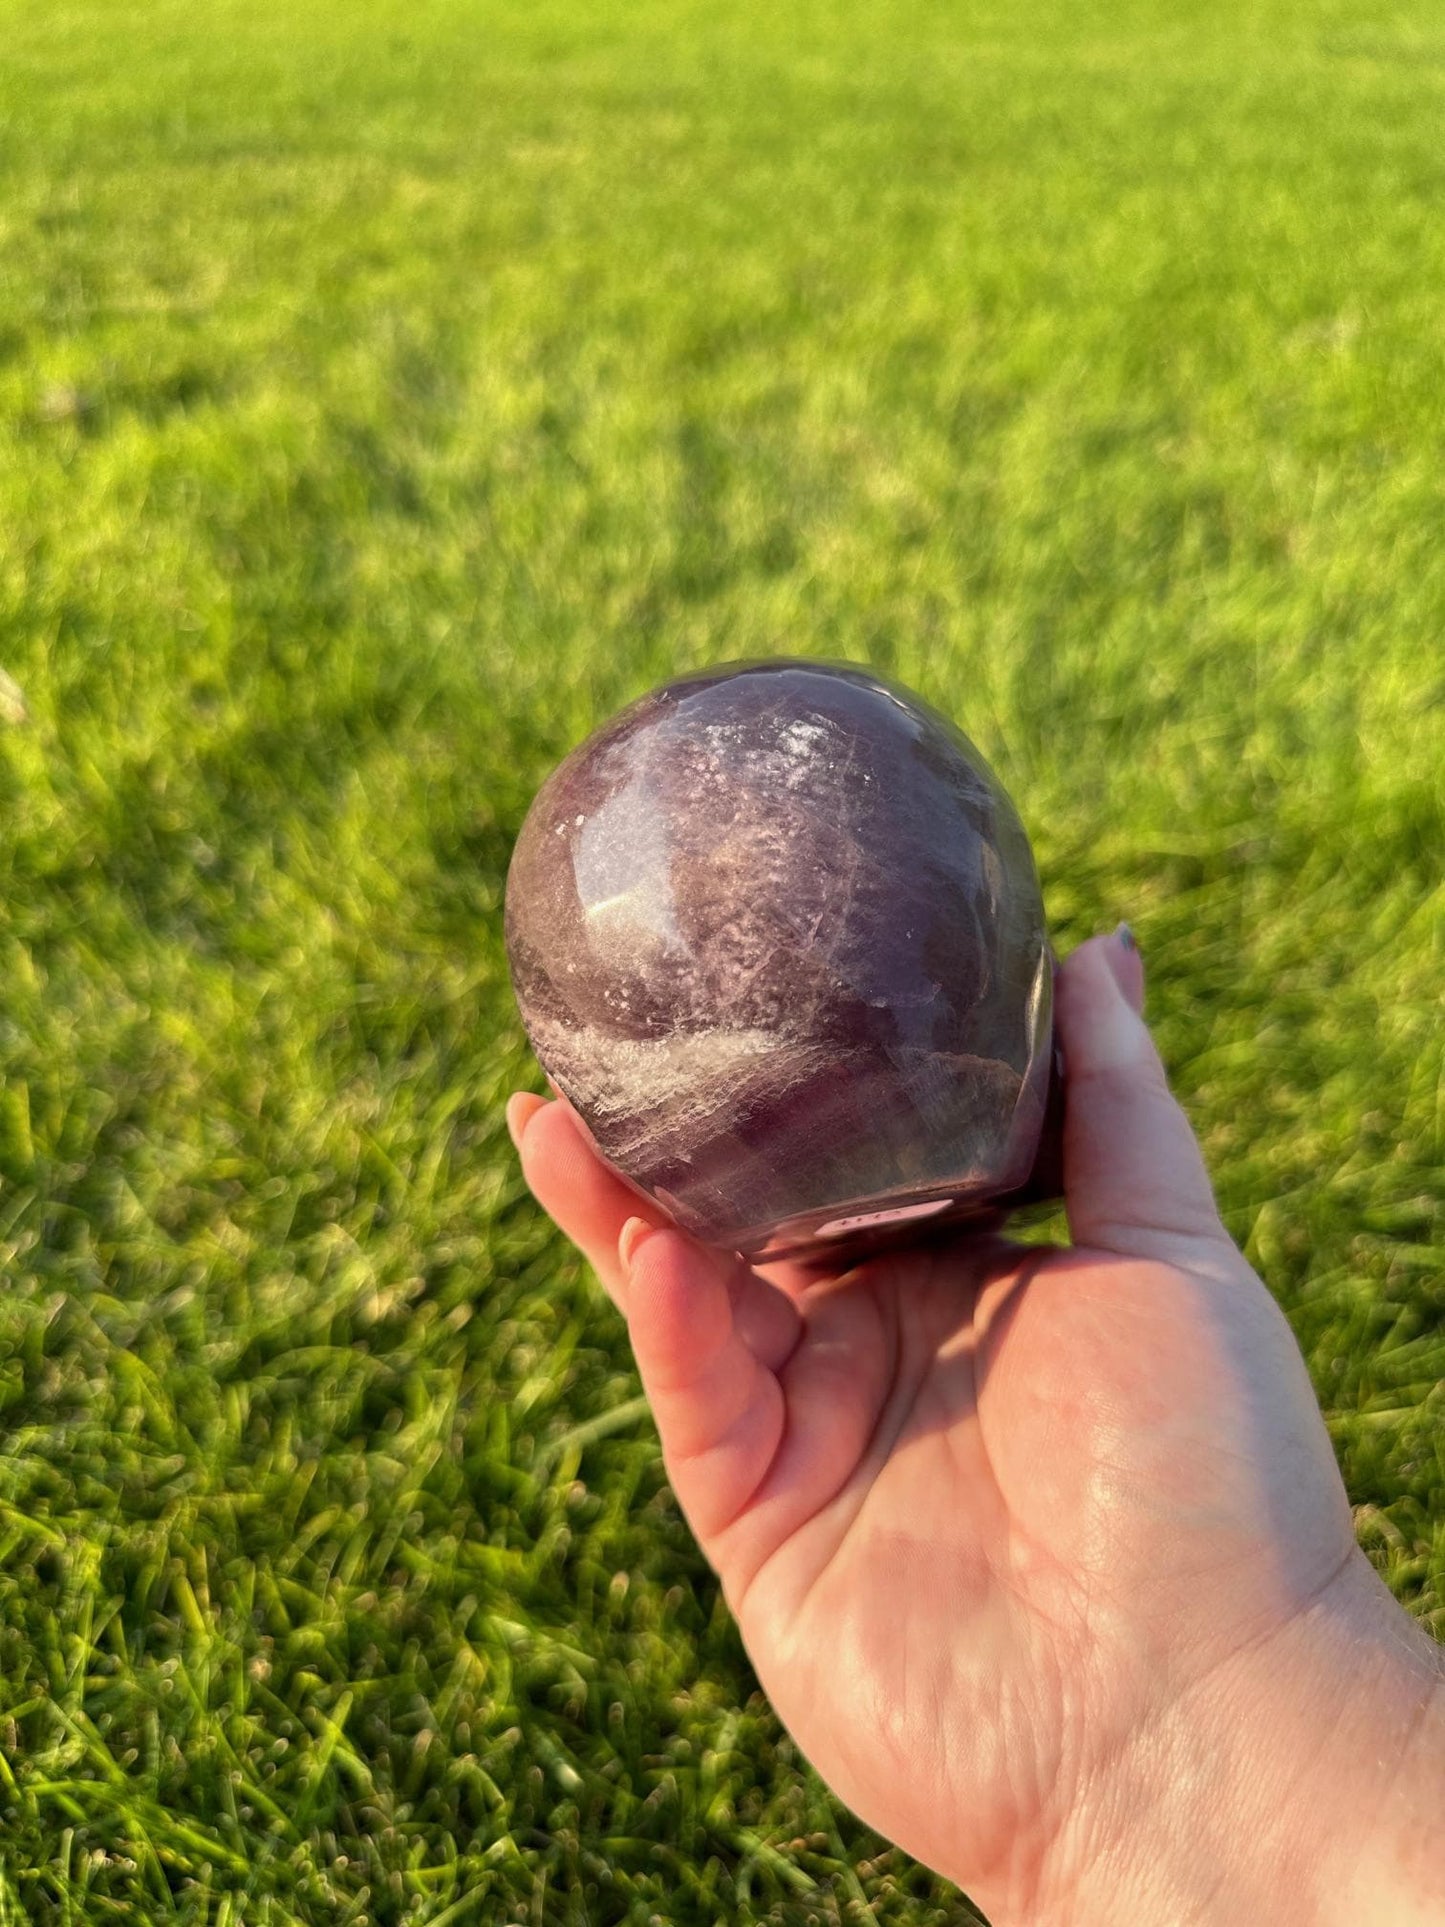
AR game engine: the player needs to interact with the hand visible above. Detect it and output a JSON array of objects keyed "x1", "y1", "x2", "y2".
[{"x1": 508, "y1": 927, "x2": 1445, "y2": 1925}]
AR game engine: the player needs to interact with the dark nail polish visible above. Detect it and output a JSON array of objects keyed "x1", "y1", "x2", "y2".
[{"x1": 1116, "y1": 922, "x2": 1137, "y2": 951}]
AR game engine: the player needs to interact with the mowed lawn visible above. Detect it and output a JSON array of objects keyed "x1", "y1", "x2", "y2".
[{"x1": 1, "y1": 0, "x2": 1442, "y2": 1919}]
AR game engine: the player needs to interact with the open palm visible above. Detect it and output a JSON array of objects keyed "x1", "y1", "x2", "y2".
[{"x1": 508, "y1": 930, "x2": 1365, "y2": 1921}]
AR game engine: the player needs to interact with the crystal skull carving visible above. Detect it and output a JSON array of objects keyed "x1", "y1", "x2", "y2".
[{"x1": 504, "y1": 658, "x2": 1064, "y2": 1264}]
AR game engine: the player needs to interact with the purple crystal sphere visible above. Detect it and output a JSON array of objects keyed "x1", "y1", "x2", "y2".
[{"x1": 505, "y1": 658, "x2": 1063, "y2": 1264}]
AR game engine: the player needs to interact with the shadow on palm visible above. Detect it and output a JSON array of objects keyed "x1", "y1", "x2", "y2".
[{"x1": 704, "y1": 1217, "x2": 1356, "y2": 1895}]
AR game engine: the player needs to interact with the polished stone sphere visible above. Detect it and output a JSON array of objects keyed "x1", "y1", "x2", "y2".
[{"x1": 505, "y1": 658, "x2": 1063, "y2": 1263}]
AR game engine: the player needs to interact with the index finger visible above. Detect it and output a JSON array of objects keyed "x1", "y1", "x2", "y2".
[
  {"x1": 509, "y1": 1087, "x2": 837, "y2": 1306},
  {"x1": 506, "y1": 1090, "x2": 666, "y2": 1309}
]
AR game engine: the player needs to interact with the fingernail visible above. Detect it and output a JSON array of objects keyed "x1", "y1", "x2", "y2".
[
  {"x1": 618, "y1": 1215, "x2": 656, "y2": 1273},
  {"x1": 1105, "y1": 922, "x2": 1146, "y2": 1019},
  {"x1": 505, "y1": 1092, "x2": 536, "y2": 1153}
]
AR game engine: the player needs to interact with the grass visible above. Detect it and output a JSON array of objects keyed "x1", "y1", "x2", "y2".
[{"x1": 0, "y1": 0, "x2": 1442, "y2": 1917}]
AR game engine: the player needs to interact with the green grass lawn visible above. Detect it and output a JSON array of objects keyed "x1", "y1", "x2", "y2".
[{"x1": 1, "y1": 0, "x2": 1442, "y2": 1917}]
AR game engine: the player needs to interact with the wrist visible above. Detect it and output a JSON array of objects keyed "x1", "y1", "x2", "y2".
[
  {"x1": 1323, "y1": 1595, "x2": 1445, "y2": 1926},
  {"x1": 1033, "y1": 1552, "x2": 1445, "y2": 1927}
]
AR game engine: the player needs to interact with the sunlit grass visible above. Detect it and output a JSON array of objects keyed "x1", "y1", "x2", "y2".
[{"x1": 0, "y1": 0, "x2": 1441, "y2": 1918}]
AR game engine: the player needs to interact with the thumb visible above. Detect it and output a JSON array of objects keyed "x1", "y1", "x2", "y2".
[{"x1": 1055, "y1": 926, "x2": 1238, "y2": 1273}]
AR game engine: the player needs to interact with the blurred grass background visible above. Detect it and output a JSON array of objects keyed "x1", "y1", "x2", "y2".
[{"x1": 0, "y1": 0, "x2": 1442, "y2": 1918}]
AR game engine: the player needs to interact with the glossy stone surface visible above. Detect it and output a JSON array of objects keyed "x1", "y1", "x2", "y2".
[{"x1": 505, "y1": 658, "x2": 1063, "y2": 1263}]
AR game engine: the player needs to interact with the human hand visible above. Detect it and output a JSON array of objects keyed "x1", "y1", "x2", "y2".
[{"x1": 507, "y1": 927, "x2": 1445, "y2": 1925}]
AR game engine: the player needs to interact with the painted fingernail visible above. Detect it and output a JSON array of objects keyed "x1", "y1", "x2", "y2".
[
  {"x1": 618, "y1": 1216, "x2": 656, "y2": 1273},
  {"x1": 1115, "y1": 921, "x2": 1137, "y2": 952}
]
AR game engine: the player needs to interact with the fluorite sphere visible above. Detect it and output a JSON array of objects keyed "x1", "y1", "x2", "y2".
[{"x1": 504, "y1": 658, "x2": 1064, "y2": 1264}]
